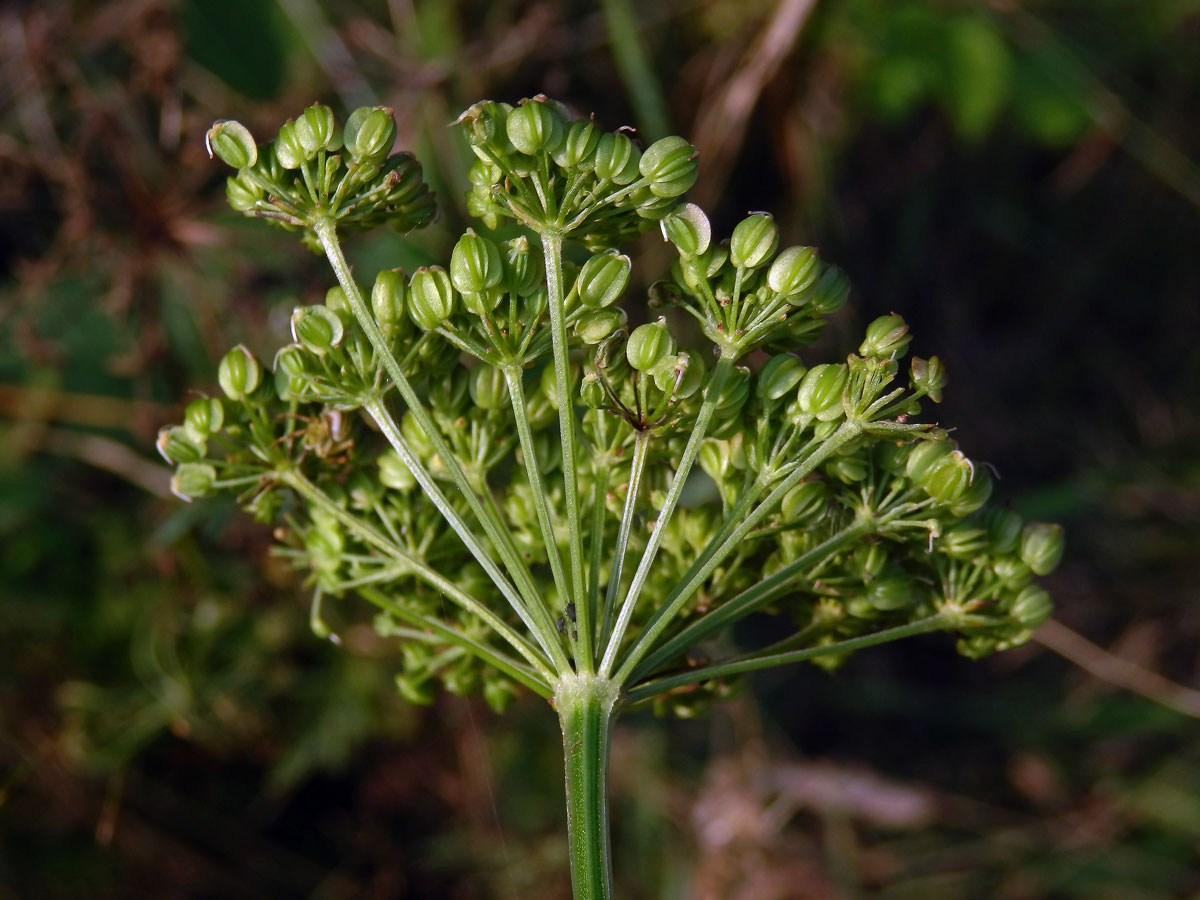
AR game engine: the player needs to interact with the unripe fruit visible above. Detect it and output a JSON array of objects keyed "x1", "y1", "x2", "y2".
[
  {"x1": 450, "y1": 230, "x2": 503, "y2": 293},
  {"x1": 372, "y1": 269, "x2": 407, "y2": 328},
  {"x1": 470, "y1": 366, "x2": 510, "y2": 410},
  {"x1": 910, "y1": 355, "x2": 948, "y2": 403},
  {"x1": 859, "y1": 314, "x2": 912, "y2": 360},
  {"x1": 170, "y1": 463, "x2": 216, "y2": 501},
  {"x1": 506, "y1": 99, "x2": 566, "y2": 155},
  {"x1": 1020, "y1": 523, "x2": 1065, "y2": 575},
  {"x1": 768, "y1": 246, "x2": 819, "y2": 298},
  {"x1": 660, "y1": 202, "x2": 711, "y2": 256},
  {"x1": 626, "y1": 320, "x2": 676, "y2": 372},
  {"x1": 756, "y1": 355, "x2": 807, "y2": 402},
  {"x1": 796, "y1": 364, "x2": 847, "y2": 421},
  {"x1": 575, "y1": 307, "x2": 628, "y2": 344},
  {"x1": 295, "y1": 104, "x2": 338, "y2": 155},
  {"x1": 344, "y1": 106, "x2": 397, "y2": 162},
  {"x1": 781, "y1": 480, "x2": 827, "y2": 524},
  {"x1": 218, "y1": 345, "x2": 261, "y2": 401},
  {"x1": 290, "y1": 305, "x2": 344, "y2": 355},
  {"x1": 1011, "y1": 585, "x2": 1053, "y2": 628},
  {"x1": 183, "y1": 397, "x2": 224, "y2": 440},
  {"x1": 639, "y1": 136, "x2": 698, "y2": 198},
  {"x1": 408, "y1": 267, "x2": 457, "y2": 330},
  {"x1": 206, "y1": 120, "x2": 257, "y2": 169},
  {"x1": 594, "y1": 131, "x2": 640, "y2": 185},
  {"x1": 554, "y1": 119, "x2": 600, "y2": 170},
  {"x1": 576, "y1": 251, "x2": 631, "y2": 308},
  {"x1": 729, "y1": 214, "x2": 778, "y2": 269}
]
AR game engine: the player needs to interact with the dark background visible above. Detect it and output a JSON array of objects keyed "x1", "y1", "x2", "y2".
[{"x1": 2, "y1": 1, "x2": 1199, "y2": 897}]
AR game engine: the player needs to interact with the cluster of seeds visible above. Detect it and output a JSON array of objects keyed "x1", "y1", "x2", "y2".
[{"x1": 166, "y1": 98, "x2": 1062, "y2": 713}]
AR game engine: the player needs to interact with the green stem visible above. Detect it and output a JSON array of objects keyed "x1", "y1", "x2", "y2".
[
  {"x1": 541, "y1": 232, "x2": 588, "y2": 658},
  {"x1": 600, "y1": 357, "x2": 733, "y2": 678},
  {"x1": 280, "y1": 469, "x2": 555, "y2": 683},
  {"x1": 586, "y1": 466, "x2": 611, "y2": 660},
  {"x1": 599, "y1": 432, "x2": 650, "y2": 649},
  {"x1": 630, "y1": 519, "x2": 875, "y2": 681},
  {"x1": 556, "y1": 675, "x2": 618, "y2": 900},
  {"x1": 358, "y1": 586, "x2": 552, "y2": 698},
  {"x1": 316, "y1": 220, "x2": 570, "y2": 674},
  {"x1": 363, "y1": 397, "x2": 562, "y2": 667},
  {"x1": 615, "y1": 420, "x2": 860, "y2": 683},
  {"x1": 504, "y1": 366, "x2": 575, "y2": 650},
  {"x1": 624, "y1": 615, "x2": 948, "y2": 706}
]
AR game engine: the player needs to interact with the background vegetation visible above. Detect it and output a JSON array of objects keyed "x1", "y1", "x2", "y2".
[{"x1": 2, "y1": 1, "x2": 1198, "y2": 897}]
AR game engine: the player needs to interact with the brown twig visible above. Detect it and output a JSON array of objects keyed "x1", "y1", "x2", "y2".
[
  {"x1": 1035, "y1": 619, "x2": 1200, "y2": 719},
  {"x1": 691, "y1": 0, "x2": 820, "y2": 208}
]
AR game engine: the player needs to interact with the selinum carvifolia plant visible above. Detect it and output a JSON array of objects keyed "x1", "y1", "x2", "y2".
[{"x1": 165, "y1": 97, "x2": 1065, "y2": 897}]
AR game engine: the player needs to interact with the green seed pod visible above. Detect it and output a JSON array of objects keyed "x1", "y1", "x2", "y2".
[
  {"x1": 781, "y1": 480, "x2": 827, "y2": 524},
  {"x1": 456, "y1": 100, "x2": 511, "y2": 149},
  {"x1": 767, "y1": 246, "x2": 819, "y2": 299},
  {"x1": 639, "y1": 135, "x2": 698, "y2": 198},
  {"x1": 372, "y1": 268, "x2": 407, "y2": 328},
  {"x1": 272, "y1": 345, "x2": 314, "y2": 402},
  {"x1": 827, "y1": 455, "x2": 868, "y2": 484},
  {"x1": 873, "y1": 439, "x2": 913, "y2": 475},
  {"x1": 580, "y1": 372, "x2": 606, "y2": 409},
  {"x1": 506, "y1": 99, "x2": 566, "y2": 155},
  {"x1": 652, "y1": 349, "x2": 706, "y2": 399},
  {"x1": 983, "y1": 507, "x2": 1023, "y2": 555},
  {"x1": 183, "y1": 397, "x2": 225, "y2": 440},
  {"x1": 756, "y1": 354, "x2": 807, "y2": 403},
  {"x1": 811, "y1": 264, "x2": 850, "y2": 315},
  {"x1": 905, "y1": 440, "x2": 954, "y2": 483},
  {"x1": 217, "y1": 345, "x2": 261, "y2": 401},
  {"x1": 939, "y1": 522, "x2": 989, "y2": 560},
  {"x1": 796, "y1": 363, "x2": 848, "y2": 421},
  {"x1": 378, "y1": 447, "x2": 416, "y2": 491},
  {"x1": 714, "y1": 365, "x2": 752, "y2": 413},
  {"x1": 920, "y1": 450, "x2": 975, "y2": 504},
  {"x1": 325, "y1": 285, "x2": 351, "y2": 315},
  {"x1": 225, "y1": 173, "x2": 262, "y2": 211},
  {"x1": 470, "y1": 366, "x2": 510, "y2": 410},
  {"x1": 206, "y1": 120, "x2": 258, "y2": 169},
  {"x1": 1020, "y1": 522, "x2": 1065, "y2": 575},
  {"x1": 1011, "y1": 585, "x2": 1053, "y2": 628},
  {"x1": 594, "y1": 131, "x2": 641, "y2": 185},
  {"x1": 729, "y1": 214, "x2": 779, "y2": 269},
  {"x1": 867, "y1": 573, "x2": 916, "y2": 611},
  {"x1": 295, "y1": 104, "x2": 338, "y2": 156},
  {"x1": 170, "y1": 462, "x2": 216, "y2": 501},
  {"x1": 501, "y1": 236, "x2": 543, "y2": 296},
  {"x1": 859, "y1": 314, "x2": 912, "y2": 360},
  {"x1": 273, "y1": 120, "x2": 308, "y2": 169},
  {"x1": 575, "y1": 307, "x2": 628, "y2": 344},
  {"x1": 576, "y1": 251, "x2": 631, "y2": 309},
  {"x1": 344, "y1": 106, "x2": 397, "y2": 163},
  {"x1": 660, "y1": 202, "x2": 711, "y2": 256},
  {"x1": 408, "y1": 267, "x2": 457, "y2": 330},
  {"x1": 290, "y1": 305, "x2": 344, "y2": 355},
  {"x1": 993, "y1": 556, "x2": 1033, "y2": 589},
  {"x1": 539, "y1": 358, "x2": 581, "y2": 410},
  {"x1": 855, "y1": 543, "x2": 888, "y2": 580},
  {"x1": 910, "y1": 356, "x2": 948, "y2": 403},
  {"x1": 156, "y1": 425, "x2": 205, "y2": 464},
  {"x1": 450, "y1": 230, "x2": 503, "y2": 294},
  {"x1": 626, "y1": 320, "x2": 676, "y2": 373},
  {"x1": 949, "y1": 463, "x2": 993, "y2": 516},
  {"x1": 554, "y1": 119, "x2": 601, "y2": 170}
]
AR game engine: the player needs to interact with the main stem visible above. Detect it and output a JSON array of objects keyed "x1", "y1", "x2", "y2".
[{"x1": 556, "y1": 675, "x2": 618, "y2": 900}]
